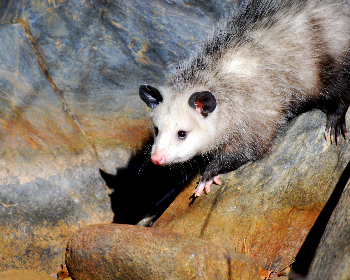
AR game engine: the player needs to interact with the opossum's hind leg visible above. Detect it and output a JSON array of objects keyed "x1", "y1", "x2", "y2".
[
  {"x1": 323, "y1": 101, "x2": 349, "y2": 144},
  {"x1": 194, "y1": 175, "x2": 222, "y2": 197}
]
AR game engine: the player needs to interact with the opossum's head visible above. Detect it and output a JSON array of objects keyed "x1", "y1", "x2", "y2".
[{"x1": 139, "y1": 84, "x2": 217, "y2": 165}]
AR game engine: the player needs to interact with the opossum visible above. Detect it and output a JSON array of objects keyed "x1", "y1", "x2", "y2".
[{"x1": 139, "y1": 0, "x2": 350, "y2": 197}]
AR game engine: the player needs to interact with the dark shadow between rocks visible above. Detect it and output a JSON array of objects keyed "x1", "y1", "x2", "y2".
[
  {"x1": 100, "y1": 138, "x2": 203, "y2": 226},
  {"x1": 291, "y1": 159, "x2": 350, "y2": 277}
]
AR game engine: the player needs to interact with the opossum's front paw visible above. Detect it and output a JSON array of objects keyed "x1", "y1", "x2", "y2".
[
  {"x1": 325, "y1": 112, "x2": 347, "y2": 144},
  {"x1": 194, "y1": 175, "x2": 222, "y2": 197}
]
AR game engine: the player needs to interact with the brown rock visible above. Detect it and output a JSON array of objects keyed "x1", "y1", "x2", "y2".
[
  {"x1": 0, "y1": 23, "x2": 113, "y2": 272},
  {"x1": 65, "y1": 223, "x2": 260, "y2": 280},
  {"x1": 0, "y1": 269, "x2": 56, "y2": 280}
]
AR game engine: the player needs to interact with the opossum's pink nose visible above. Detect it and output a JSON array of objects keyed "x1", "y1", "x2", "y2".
[{"x1": 151, "y1": 151, "x2": 167, "y2": 165}]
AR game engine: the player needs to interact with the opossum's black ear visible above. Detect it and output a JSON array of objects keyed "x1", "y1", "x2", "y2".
[
  {"x1": 139, "y1": 84, "x2": 163, "y2": 109},
  {"x1": 189, "y1": 91, "x2": 217, "y2": 117}
]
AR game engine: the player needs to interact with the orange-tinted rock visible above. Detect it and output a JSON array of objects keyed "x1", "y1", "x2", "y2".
[
  {"x1": 66, "y1": 223, "x2": 260, "y2": 280},
  {"x1": 0, "y1": 269, "x2": 56, "y2": 280}
]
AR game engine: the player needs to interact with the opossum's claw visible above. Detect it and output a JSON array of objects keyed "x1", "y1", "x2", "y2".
[
  {"x1": 194, "y1": 180, "x2": 212, "y2": 197},
  {"x1": 194, "y1": 181, "x2": 207, "y2": 197},
  {"x1": 325, "y1": 112, "x2": 347, "y2": 144},
  {"x1": 194, "y1": 175, "x2": 222, "y2": 197},
  {"x1": 204, "y1": 181, "x2": 212, "y2": 194},
  {"x1": 342, "y1": 123, "x2": 347, "y2": 139},
  {"x1": 325, "y1": 124, "x2": 347, "y2": 144},
  {"x1": 213, "y1": 175, "x2": 222, "y2": 186},
  {"x1": 324, "y1": 127, "x2": 330, "y2": 142}
]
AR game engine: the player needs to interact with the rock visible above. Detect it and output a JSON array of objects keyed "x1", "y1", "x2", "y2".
[
  {"x1": 0, "y1": 22, "x2": 112, "y2": 272},
  {"x1": 2, "y1": 0, "x2": 350, "y2": 276},
  {"x1": 307, "y1": 171, "x2": 350, "y2": 279},
  {"x1": 0, "y1": 0, "x2": 241, "y2": 273},
  {"x1": 65, "y1": 223, "x2": 260, "y2": 280},
  {"x1": 0, "y1": 269, "x2": 56, "y2": 280},
  {"x1": 153, "y1": 110, "x2": 350, "y2": 271}
]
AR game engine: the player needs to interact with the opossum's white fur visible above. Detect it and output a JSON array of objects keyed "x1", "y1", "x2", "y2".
[{"x1": 141, "y1": 0, "x2": 350, "y2": 196}]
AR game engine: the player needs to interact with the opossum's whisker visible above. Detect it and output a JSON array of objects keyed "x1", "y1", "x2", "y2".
[{"x1": 137, "y1": 157, "x2": 151, "y2": 177}]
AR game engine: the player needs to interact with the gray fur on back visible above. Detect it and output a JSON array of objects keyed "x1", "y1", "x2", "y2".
[{"x1": 163, "y1": 0, "x2": 350, "y2": 159}]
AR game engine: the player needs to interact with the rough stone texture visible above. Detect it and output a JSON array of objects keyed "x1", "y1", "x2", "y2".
[
  {"x1": 65, "y1": 223, "x2": 260, "y2": 280},
  {"x1": 307, "y1": 176, "x2": 350, "y2": 280},
  {"x1": 2, "y1": 0, "x2": 237, "y2": 169},
  {"x1": 0, "y1": 269, "x2": 56, "y2": 280},
  {"x1": 0, "y1": 22, "x2": 112, "y2": 272},
  {"x1": 3, "y1": 0, "x2": 350, "y2": 277},
  {"x1": 0, "y1": 0, "x2": 240, "y2": 274},
  {"x1": 153, "y1": 110, "x2": 350, "y2": 271}
]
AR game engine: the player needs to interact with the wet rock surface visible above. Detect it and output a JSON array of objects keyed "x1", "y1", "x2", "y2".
[{"x1": 65, "y1": 223, "x2": 260, "y2": 280}]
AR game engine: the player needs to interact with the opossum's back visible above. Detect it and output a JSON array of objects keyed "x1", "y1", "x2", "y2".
[
  {"x1": 222, "y1": 0, "x2": 350, "y2": 83},
  {"x1": 168, "y1": 0, "x2": 350, "y2": 97},
  {"x1": 213, "y1": 0, "x2": 350, "y2": 58},
  {"x1": 164, "y1": 0, "x2": 350, "y2": 154}
]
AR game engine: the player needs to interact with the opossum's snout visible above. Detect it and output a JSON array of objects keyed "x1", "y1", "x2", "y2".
[
  {"x1": 151, "y1": 150, "x2": 167, "y2": 165},
  {"x1": 151, "y1": 128, "x2": 190, "y2": 165}
]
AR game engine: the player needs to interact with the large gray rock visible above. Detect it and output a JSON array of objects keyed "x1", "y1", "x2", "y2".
[
  {"x1": 0, "y1": 0, "x2": 238, "y2": 273},
  {"x1": 0, "y1": 22, "x2": 112, "y2": 272}
]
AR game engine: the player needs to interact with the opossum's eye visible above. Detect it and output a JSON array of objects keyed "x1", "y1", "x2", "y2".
[
  {"x1": 178, "y1": 130, "x2": 187, "y2": 140},
  {"x1": 154, "y1": 126, "x2": 159, "y2": 137}
]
